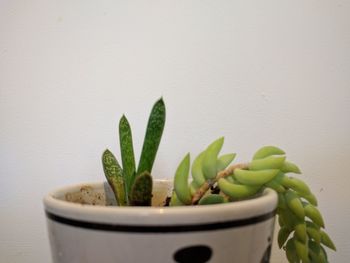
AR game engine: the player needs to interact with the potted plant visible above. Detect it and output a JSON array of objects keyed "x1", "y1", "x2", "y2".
[{"x1": 44, "y1": 99, "x2": 335, "y2": 263}]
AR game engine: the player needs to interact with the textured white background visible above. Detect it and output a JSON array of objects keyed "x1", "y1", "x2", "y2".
[{"x1": 1, "y1": 0, "x2": 349, "y2": 262}]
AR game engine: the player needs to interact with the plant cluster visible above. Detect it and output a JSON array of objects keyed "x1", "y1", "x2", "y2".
[
  {"x1": 102, "y1": 98, "x2": 165, "y2": 206},
  {"x1": 171, "y1": 138, "x2": 336, "y2": 263},
  {"x1": 102, "y1": 99, "x2": 335, "y2": 263}
]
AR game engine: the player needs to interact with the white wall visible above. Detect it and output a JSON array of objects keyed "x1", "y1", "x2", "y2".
[{"x1": 1, "y1": 1, "x2": 349, "y2": 262}]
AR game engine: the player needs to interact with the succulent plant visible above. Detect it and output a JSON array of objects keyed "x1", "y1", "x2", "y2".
[
  {"x1": 102, "y1": 98, "x2": 165, "y2": 206},
  {"x1": 172, "y1": 138, "x2": 336, "y2": 262},
  {"x1": 102, "y1": 98, "x2": 335, "y2": 262}
]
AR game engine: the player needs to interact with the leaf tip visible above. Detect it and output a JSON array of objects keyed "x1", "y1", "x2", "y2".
[
  {"x1": 119, "y1": 114, "x2": 128, "y2": 124},
  {"x1": 154, "y1": 97, "x2": 166, "y2": 111},
  {"x1": 103, "y1": 148, "x2": 111, "y2": 155},
  {"x1": 218, "y1": 136, "x2": 225, "y2": 145}
]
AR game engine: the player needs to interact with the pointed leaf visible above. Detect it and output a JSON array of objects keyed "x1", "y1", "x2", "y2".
[
  {"x1": 202, "y1": 137, "x2": 224, "y2": 180},
  {"x1": 137, "y1": 98, "x2": 166, "y2": 175},
  {"x1": 102, "y1": 149, "x2": 127, "y2": 206},
  {"x1": 119, "y1": 115, "x2": 136, "y2": 195},
  {"x1": 216, "y1": 153, "x2": 236, "y2": 172},
  {"x1": 174, "y1": 153, "x2": 192, "y2": 204},
  {"x1": 191, "y1": 151, "x2": 206, "y2": 186}
]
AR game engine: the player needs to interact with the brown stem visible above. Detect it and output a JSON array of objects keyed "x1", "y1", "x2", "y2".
[{"x1": 191, "y1": 163, "x2": 249, "y2": 205}]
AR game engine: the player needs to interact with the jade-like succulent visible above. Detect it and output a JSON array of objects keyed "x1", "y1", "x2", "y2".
[
  {"x1": 102, "y1": 98, "x2": 335, "y2": 262},
  {"x1": 172, "y1": 137, "x2": 336, "y2": 263}
]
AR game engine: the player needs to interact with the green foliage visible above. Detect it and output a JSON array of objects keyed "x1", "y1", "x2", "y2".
[
  {"x1": 216, "y1": 153, "x2": 236, "y2": 173},
  {"x1": 202, "y1": 137, "x2": 224, "y2": 180},
  {"x1": 137, "y1": 98, "x2": 166, "y2": 175},
  {"x1": 119, "y1": 115, "x2": 136, "y2": 196},
  {"x1": 102, "y1": 149, "x2": 127, "y2": 206},
  {"x1": 171, "y1": 138, "x2": 336, "y2": 262},
  {"x1": 101, "y1": 98, "x2": 335, "y2": 262},
  {"x1": 102, "y1": 98, "x2": 165, "y2": 206},
  {"x1": 198, "y1": 194, "x2": 225, "y2": 205},
  {"x1": 129, "y1": 172, "x2": 153, "y2": 206},
  {"x1": 174, "y1": 153, "x2": 191, "y2": 204}
]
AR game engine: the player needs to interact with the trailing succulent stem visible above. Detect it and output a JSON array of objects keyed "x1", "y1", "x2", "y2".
[
  {"x1": 102, "y1": 98, "x2": 165, "y2": 206},
  {"x1": 171, "y1": 137, "x2": 336, "y2": 262},
  {"x1": 191, "y1": 162, "x2": 248, "y2": 204}
]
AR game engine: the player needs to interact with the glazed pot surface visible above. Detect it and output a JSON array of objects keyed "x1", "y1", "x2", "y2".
[{"x1": 44, "y1": 180, "x2": 277, "y2": 263}]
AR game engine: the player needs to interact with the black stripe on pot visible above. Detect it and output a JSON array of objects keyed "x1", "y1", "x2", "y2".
[{"x1": 45, "y1": 210, "x2": 275, "y2": 233}]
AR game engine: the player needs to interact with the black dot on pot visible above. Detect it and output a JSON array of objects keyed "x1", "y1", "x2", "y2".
[
  {"x1": 260, "y1": 244, "x2": 272, "y2": 263},
  {"x1": 173, "y1": 245, "x2": 212, "y2": 263}
]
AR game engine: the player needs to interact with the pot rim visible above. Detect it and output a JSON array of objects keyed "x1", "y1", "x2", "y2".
[{"x1": 44, "y1": 180, "x2": 277, "y2": 226}]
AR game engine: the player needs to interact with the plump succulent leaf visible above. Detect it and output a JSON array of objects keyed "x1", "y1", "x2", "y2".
[
  {"x1": 191, "y1": 151, "x2": 207, "y2": 186},
  {"x1": 202, "y1": 137, "x2": 224, "y2": 180},
  {"x1": 252, "y1": 146, "x2": 285, "y2": 160},
  {"x1": 198, "y1": 194, "x2": 225, "y2": 205},
  {"x1": 281, "y1": 161, "x2": 302, "y2": 174},
  {"x1": 249, "y1": 155, "x2": 286, "y2": 170},
  {"x1": 174, "y1": 153, "x2": 192, "y2": 204},
  {"x1": 216, "y1": 153, "x2": 236, "y2": 172},
  {"x1": 169, "y1": 191, "x2": 185, "y2": 206}
]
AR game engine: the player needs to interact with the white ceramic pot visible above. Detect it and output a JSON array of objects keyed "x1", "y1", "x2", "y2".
[{"x1": 44, "y1": 180, "x2": 277, "y2": 263}]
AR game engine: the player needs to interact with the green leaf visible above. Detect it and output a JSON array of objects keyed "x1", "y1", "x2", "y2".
[
  {"x1": 129, "y1": 171, "x2": 153, "y2": 206},
  {"x1": 174, "y1": 153, "x2": 192, "y2": 204},
  {"x1": 216, "y1": 153, "x2": 236, "y2": 172},
  {"x1": 320, "y1": 230, "x2": 336, "y2": 251},
  {"x1": 202, "y1": 137, "x2": 224, "y2": 180},
  {"x1": 169, "y1": 191, "x2": 185, "y2": 206},
  {"x1": 198, "y1": 194, "x2": 225, "y2": 205},
  {"x1": 102, "y1": 149, "x2": 127, "y2": 206},
  {"x1": 137, "y1": 98, "x2": 166, "y2": 175},
  {"x1": 191, "y1": 150, "x2": 206, "y2": 186},
  {"x1": 119, "y1": 115, "x2": 136, "y2": 196},
  {"x1": 281, "y1": 161, "x2": 302, "y2": 174}
]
